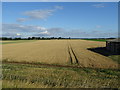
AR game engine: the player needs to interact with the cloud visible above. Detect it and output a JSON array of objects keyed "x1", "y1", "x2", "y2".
[
  {"x1": 16, "y1": 33, "x2": 21, "y2": 36},
  {"x1": 33, "y1": 31, "x2": 50, "y2": 37},
  {"x1": 2, "y1": 23, "x2": 49, "y2": 37},
  {"x1": 88, "y1": 30, "x2": 118, "y2": 37},
  {"x1": 63, "y1": 29, "x2": 118, "y2": 38},
  {"x1": 96, "y1": 25, "x2": 102, "y2": 28},
  {"x1": 65, "y1": 30, "x2": 89, "y2": 37},
  {"x1": 2, "y1": 23, "x2": 118, "y2": 38},
  {"x1": 2, "y1": 24, "x2": 64, "y2": 37},
  {"x1": 92, "y1": 4, "x2": 105, "y2": 8},
  {"x1": 17, "y1": 6, "x2": 63, "y2": 22},
  {"x1": 54, "y1": 6, "x2": 63, "y2": 10},
  {"x1": 24, "y1": 9, "x2": 54, "y2": 19},
  {"x1": 35, "y1": 31, "x2": 50, "y2": 36},
  {"x1": 2, "y1": 32, "x2": 20, "y2": 37},
  {"x1": 17, "y1": 18, "x2": 27, "y2": 22},
  {"x1": 48, "y1": 28, "x2": 64, "y2": 35},
  {"x1": 3, "y1": 23, "x2": 47, "y2": 32}
]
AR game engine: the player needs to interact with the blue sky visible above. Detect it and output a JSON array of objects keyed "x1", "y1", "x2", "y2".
[{"x1": 2, "y1": 2, "x2": 118, "y2": 38}]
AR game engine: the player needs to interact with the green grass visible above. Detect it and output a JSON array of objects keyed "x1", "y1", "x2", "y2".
[
  {"x1": 1, "y1": 40, "x2": 37, "y2": 44},
  {"x1": 109, "y1": 55, "x2": 120, "y2": 64},
  {"x1": 2, "y1": 62, "x2": 120, "y2": 88},
  {"x1": 83, "y1": 39, "x2": 107, "y2": 42}
]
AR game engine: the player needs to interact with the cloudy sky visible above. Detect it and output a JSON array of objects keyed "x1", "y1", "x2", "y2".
[{"x1": 2, "y1": 2, "x2": 118, "y2": 38}]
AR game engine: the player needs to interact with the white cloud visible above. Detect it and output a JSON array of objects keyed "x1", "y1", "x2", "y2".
[
  {"x1": 17, "y1": 18, "x2": 27, "y2": 22},
  {"x1": 40, "y1": 31, "x2": 50, "y2": 35},
  {"x1": 2, "y1": 24, "x2": 64, "y2": 37},
  {"x1": 3, "y1": 24, "x2": 47, "y2": 32},
  {"x1": 36, "y1": 26, "x2": 46, "y2": 31},
  {"x1": 24, "y1": 9, "x2": 54, "y2": 19},
  {"x1": 96, "y1": 25, "x2": 102, "y2": 28},
  {"x1": 2, "y1": 23, "x2": 118, "y2": 38},
  {"x1": 17, "y1": 6, "x2": 63, "y2": 22},
  {"x1": 2, "y1": 23, "x2": 49, "y2": 37},
  {"x1": 16, "y1": 33, "x2": 21, "y2": 36},
  {"x1": 54, "y1": 6, "x2": 63, "y2": 10},
  {"x1": 92, "y1": 4, "x2": 105, "y2": 8}
]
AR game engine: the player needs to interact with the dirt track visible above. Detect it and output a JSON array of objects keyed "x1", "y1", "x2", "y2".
[{"x1": 2, "y1": 40, "x2": 118, "y2": 69}]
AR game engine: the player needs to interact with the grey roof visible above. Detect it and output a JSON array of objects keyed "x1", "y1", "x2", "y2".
[{"x1": 107, "y1": 38, "x2": 120, "y2": 42}]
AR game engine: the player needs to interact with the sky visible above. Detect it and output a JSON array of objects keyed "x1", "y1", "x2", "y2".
[
  {"x1": 1, "y1": 0, "x2": 120, "y2": 2},
  {"x1": 2, "y1": 2, "x2": 118, "y2": 38}
]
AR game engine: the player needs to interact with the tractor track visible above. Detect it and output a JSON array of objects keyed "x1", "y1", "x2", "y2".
[
  {"x1": 68, "y1": 46, "x2": 73, "y2": 64},
  {"x1": 70, "y1": 46, "x2": 79, "y2": 64},
  {"x1": 67, "y1": 41, "x2": 80, "y2": 65}
]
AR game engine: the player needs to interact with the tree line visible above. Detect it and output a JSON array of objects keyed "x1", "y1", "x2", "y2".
[{"x1": 0, "y1": 37, "x2": 71, "y2": 40}]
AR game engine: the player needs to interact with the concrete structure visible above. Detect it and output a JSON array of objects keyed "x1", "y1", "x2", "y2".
[{"x1": 106, "y1": 38, "x2": 120, "y2": 54}]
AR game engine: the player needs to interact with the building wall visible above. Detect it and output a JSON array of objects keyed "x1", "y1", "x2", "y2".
[{"x1": 106, "y1": 41, "x2": 120, "y2": 54}]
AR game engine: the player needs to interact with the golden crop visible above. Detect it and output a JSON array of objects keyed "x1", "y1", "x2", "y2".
[{"x1": 2, "y1": 40, "x2": 118, "y2": 69}]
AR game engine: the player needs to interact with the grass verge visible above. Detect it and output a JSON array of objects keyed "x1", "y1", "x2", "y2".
[
  {"x1": 1, "y1": 40, "x2": 37, "y2": 44},
  {"x1": 2, "y1": 62, "x2": 120, "y2": 88},
  {"x1": 109, "y1": 55, "x2": 120, "y2": 64},
  {"x1": 83, "y1": 39, "x2": 107, "y2": 42}
]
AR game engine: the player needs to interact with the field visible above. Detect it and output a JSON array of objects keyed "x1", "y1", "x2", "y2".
[
  {"x1": 2, "y1": 40, "x2": 118, "y2": 69},
  {"x1": 83, "y1": 39, "x2": 107, "y2": 42},
  {"x1": 2, "y1": 40, "x2": 120, "y2": 88},
  {"x1": 0, "y1": 40, "x2": 37, "y2": 44}
]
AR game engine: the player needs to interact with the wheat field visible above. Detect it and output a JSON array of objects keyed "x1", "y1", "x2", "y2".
[{"x1": 2, "y1": 40, "x2": 118, "y2": 69}]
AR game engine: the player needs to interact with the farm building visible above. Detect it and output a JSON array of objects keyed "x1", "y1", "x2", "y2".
[{"x1": 106, "y1": 38, "x2": 120, "y2": 54}]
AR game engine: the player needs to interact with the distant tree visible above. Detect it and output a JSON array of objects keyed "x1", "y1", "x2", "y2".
[
  {"x1": 32, "y1": 37, "x2": 35, "y2": 40},
  {"x1": 38, "y1": 37, "x2": 41, "y2": 40},
  {"x1": 28, "y1": 37, "x2": 31, "y2": 40},
  {"x1": 42, "y1": 37, "x2": 45, "y2": 40},
  {"x1": 14, "y1": 37, "x2": 21, "y2": 40},
  {"x1": 2, "y1": 37, "x2": 13, "y2": 40},
  {"x1": 58, "y1": 37, "x2": 62, "y2": 40},
  {"x1": 51, "y1": 37, "x2": 55, "y2": 39}
]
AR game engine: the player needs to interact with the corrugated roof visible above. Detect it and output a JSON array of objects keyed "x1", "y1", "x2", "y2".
[{"x1": 107, "y1": 38, "x2": 120, "y2": 42}]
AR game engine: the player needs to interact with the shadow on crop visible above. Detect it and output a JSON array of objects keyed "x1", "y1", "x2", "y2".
[{"x1": 87, "y1": 47, "x2": 120, "y2": 56}]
